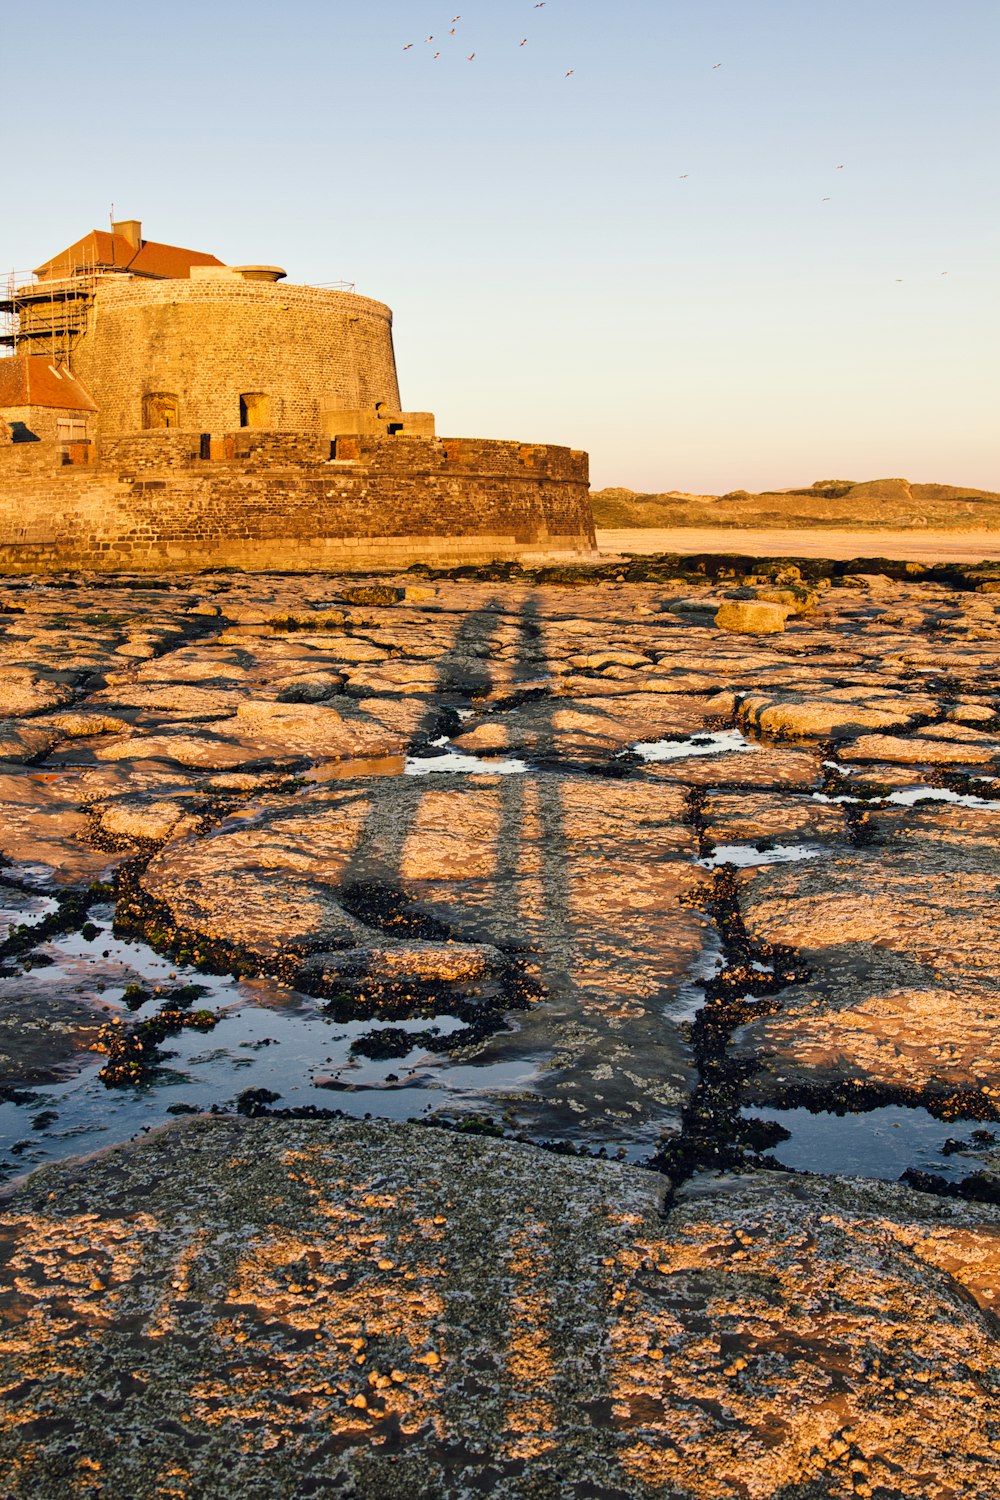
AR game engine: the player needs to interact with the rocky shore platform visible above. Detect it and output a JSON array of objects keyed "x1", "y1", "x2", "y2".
[{"x1": 1, "y1": 551, "x2": 999, "y2": 1497}]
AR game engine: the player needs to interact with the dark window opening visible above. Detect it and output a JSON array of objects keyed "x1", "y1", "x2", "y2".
[{"x1": 239, "y1": 393, "x2": 271, "y2": 428}]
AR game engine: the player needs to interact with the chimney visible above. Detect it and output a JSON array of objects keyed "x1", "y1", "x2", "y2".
[{"x1": 112, "y1": 219, "x2": 142, "y2": 250}]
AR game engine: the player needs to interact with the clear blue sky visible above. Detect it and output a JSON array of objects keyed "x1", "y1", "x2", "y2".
[{"x1": 5, "y1": 0, "x2": 997, "y2": 492}]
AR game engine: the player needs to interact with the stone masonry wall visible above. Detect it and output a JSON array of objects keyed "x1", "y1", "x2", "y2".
[
  {"x1": 0, "y1": 407, "x2": 85, "y2": 444},
  {"x1": 0, "y1": 436, "x2": 593, "y2": 572},
  {"x1": 72, "y1": 280, "x2": 401, "y2": 442},
  {"x1": 99, "y1": 432, "x2": 205, "y2": 470},
  {"x1": 0, "y1": 438, "x2": 79, "y2": 476}
]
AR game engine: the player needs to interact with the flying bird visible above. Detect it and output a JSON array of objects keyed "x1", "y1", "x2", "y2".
[
  {"x1": 565, "y1": 69, "x2": 574, "y2": 77},
  {"x1": 520, "y1": 38, "x2": 527, "y2": 46},
  {"x1": 713, "y1": 62, "x2": 722, "y2": 69},
  {"x1": 821, "y1": 196, "x2": 831, "y2": 201},
  {"x1": 679, "y1": 174, "x2": 689, "y2": 179},
  {"x1": 425, "y1": 35, "x2": 433, "y2": 43},
  {"x1": 403, "y1": 42, "x2": 413, "y2": 50},
  {"x1": 468, "y1": 52, "x2": 475, "y2": 60}
]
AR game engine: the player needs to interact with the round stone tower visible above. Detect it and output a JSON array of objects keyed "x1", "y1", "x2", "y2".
[{"x1": 72, "y1": 269, "x2": 401, "y2": 440}]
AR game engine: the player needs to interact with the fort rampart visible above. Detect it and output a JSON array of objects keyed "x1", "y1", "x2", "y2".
[{"x1": 0, "y1": 432, "x2": 594, "y2": 573}]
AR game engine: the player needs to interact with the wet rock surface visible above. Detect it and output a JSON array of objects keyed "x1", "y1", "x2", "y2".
[
  {"x1": 1, "y1": 558, "x2": 999, "y2": 1494},
  {"x1": 1, "y1": 1117, "x2": 998, "y2": 1499}
]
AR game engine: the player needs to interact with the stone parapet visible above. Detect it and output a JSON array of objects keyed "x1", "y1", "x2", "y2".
[{"x1": 0, "y1": 434, "x2": 594, "y2": 572}]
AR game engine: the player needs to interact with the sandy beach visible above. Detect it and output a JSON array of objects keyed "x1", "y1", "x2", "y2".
[{"x1": 597, "y1": 526, "x2": 1000, "y2": 563}]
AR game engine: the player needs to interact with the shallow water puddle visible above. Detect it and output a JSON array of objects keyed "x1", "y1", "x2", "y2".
[
  {"x1": 632, "y1": 728, "x2": 757, "y2": 763},
  {"x1": 0, "y1": 886, "x2": 60, "y2": 934},
  {"x1": 673, "y1": 932, "x2": 727, "y2": 1021},
  {"x1": 744, "y1": 1103, "x2": 995, "y2": 1183},
  {"x1": 0, "y1": 916, "x2": 543, "y2": 1181},
  {"x1": 304, "y1": 755, "x2": 406, "y2": 782},
  {"x1": 698, "y1": 843, "x2": 826, "y2": 870},
  {"x1": 404, "y1": 747, "x2": 527, "y2": 775},
  {"x1": 815, "y1": 785, "x2": 1000, "y2": 810},
  {"x1": 0, "y1": 999, "x2": 539, "y2": 1182},
  {"x1": 883, "y1": 785, "x2": 1000, "y2": 809},
  {"x1": 30, "y1": 903, "x2": 209, "y2": 989},
  {"x1": 1, "y1": 863, "x2": 69, "y2": 892}
]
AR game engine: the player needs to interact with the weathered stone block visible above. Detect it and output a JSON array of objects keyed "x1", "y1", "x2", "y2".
[{"x1": 715, "y1": 600, "x2": 788, "y2": 634}]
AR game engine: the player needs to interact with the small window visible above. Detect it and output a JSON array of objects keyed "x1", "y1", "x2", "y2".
[
  {"x1": 143, "y1": 392, "x2": 180, "y2": 429},
  {"x1": 56, "y1": 418, "x2": 88, "y2": 442},
  {"x1": 239, "y1": 393, "x2": 271, "y2": 428}
]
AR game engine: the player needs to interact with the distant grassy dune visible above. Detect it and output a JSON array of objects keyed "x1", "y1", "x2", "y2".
[{"x1": 590, "y1": 478, "x2": 1000, "y2": 531}]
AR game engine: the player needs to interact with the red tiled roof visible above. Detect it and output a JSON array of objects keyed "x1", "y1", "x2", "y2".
[
  {"x1": 0, "y1": 356, "x2": 98, "y2": 411},
  {"x1": 35, "y1": 230, "x2": 224, "y2": 281}
]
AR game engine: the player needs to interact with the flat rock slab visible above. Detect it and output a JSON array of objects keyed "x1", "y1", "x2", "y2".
[
  {"x1": 95, "y1": 796, "x2": 200, "y2": 844},
  {"x1": 843, "y1": 731, "x2": 1000, "y2": 766},
  {"x1": 0, "y1": 721, "x2": 57, "y2": 763},
  {"x1": 0, "y1": 671, "x2": 74, "y2": 716},
  {"x1": 736, "y1": 972, "x2": 1000, "y2": 1099},
  {"x1": 702, "y1": 789, "x2": 846, "y2": 846},
  {"x1": 643, "y1": 744, "x2": 822, "y2": 789},
  {"x1": 0, "y1": 772, "x2": 117, "y2": 888},
  {"x1": 0, "y1": 1116, "x2": 998, "y2": 1500},
  {"x1": 138, "y1": 776, "x2": 708, "y2": 1140},
  {"x1": 741, "y1": 836, "x2": 1000, "y2": 987},
  {"x1": 734, "y1": 805, "x2": 1000, "y2": 1103},
  {"x1": 738, "y1": 694, "x2": 919, "y2": 738}
]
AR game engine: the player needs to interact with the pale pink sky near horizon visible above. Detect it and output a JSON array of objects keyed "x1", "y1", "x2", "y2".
[{"x1": 5, "y1": 0, "x2": 997, "y2": 493}]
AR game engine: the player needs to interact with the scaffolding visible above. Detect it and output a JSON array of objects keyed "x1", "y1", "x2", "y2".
[{"x1": 0, "y1": 246, "x2": 109, "y2": 368}]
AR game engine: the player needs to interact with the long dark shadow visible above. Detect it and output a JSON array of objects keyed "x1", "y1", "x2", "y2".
[{"x1": 336, "y1": 594, "x2": 509, "y2": 901}]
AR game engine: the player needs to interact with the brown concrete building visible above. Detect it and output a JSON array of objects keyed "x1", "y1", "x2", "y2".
[{"x1": 0, "y1": 220, "x2": 593, "y2": 571}]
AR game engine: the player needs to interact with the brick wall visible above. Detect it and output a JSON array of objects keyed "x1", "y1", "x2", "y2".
[
  {"x1": 0, "y1": 436, "x2": 594, "y2": 571},
  {"x1": 99, "y1": 432, "x2": 205, "y2": 470},
  {"x1": 72, "y1": 279, "x2": 401, "y2": 442}
]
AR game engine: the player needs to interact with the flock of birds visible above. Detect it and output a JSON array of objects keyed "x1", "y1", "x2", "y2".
[
  {"x1": 398, "y1": 14, "x2": 835, "y2": 199},
  {"x1": 398, "y1": 5, "x2": 731, "y2": 80},
  {"x1": 397, "y1": 9, "x2": 950, "y2": 282},
  {"x1": 401, "y1": 6, "x2": 574, "y2": 75}
]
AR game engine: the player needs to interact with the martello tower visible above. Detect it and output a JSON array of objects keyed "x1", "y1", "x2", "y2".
[
  {"x1": 1, "y1": 219, "x2": 430, "y2": 443},
  {"x1": 0, "y1": 218, "x2": 592, "y2": 573}
]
